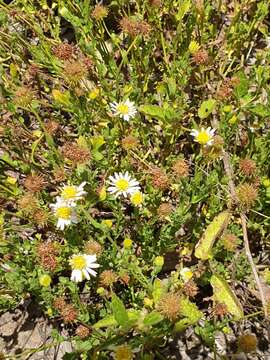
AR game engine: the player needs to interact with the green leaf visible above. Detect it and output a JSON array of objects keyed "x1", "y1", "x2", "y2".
[
  {"x1": 93, "y1": 309, "x2": 140, "y2": 329},
  {"x1": 174, "y1": 318, "x2": 190, "y2": 332},
  {"x1": 111, "y1": 294, "x2": 129, "y2": 327},
  {"x1": 93, "y1": 315, "x2": 117, "y2": 329},
  {"x1": 234, "y1": 72, "x2": 249, "y2": 98},
  {"x1": 167, "y1": 77, "x2": 177, "y2": 96},
  {"x1": 176, "y1": 0, "x2": 191, "y2": 21},
  {"x1": 195, "y1": 211, "x2": 231, "y2": 260},
  {"x1": 248, "y1": 104, "x2": 270, "y2": 117},
  {"x1": 152, "y1": 279, "x2": 166, "y2": 304},
  {"x1": 91, "y1": 136, "x2": 105, "y2": 150},
  {"x1": 143, "y1": 311, "x2": 163, "y2": 326},
  {"x1": 140, "y1": 105, "x2": 165, "y2": 120},
  {"x1": 210, "y1": 274, "x2": 244, "y2": 320},
  {"x1": 198, "y1": 99, "x2": 216, "y2": 119},
  {"x1": 180, "y1": 297, "x2": 203, "y2": 323}
]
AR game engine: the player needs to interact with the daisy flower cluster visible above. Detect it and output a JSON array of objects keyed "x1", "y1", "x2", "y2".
[
  {"x1": 107, "y1": 171, "x2": 144, "y2": 206},
  {"x1": 50, "y1": 182, "x2": 86, "y2": 230}
]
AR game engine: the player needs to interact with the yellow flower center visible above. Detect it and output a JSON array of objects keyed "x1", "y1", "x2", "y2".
[
  {"x1": 130, "y1": 191, "x2": 143, "y2": 205},
  {"x1": 70, "y1": 255, "x2": 87, "y2": 270},
  {"x1": 61, "y1": 186, "x2": 77, "y2": 200},
  {"x1": 196, "y1": 131, "x2": 211, "y2": 145},
  {"x1": 56, "y1": 206, "x2": 72, "y2": 219},
  {"x1": 115, "y1": 178, "x2": 129, "y2": 191},
  {"x1": 117, "y1": 104, "x2": 129, "y2": 115}
]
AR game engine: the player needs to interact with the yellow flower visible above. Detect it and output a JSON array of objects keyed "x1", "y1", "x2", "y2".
[
  {"x1": 154, "y1": 256, "x2": 164, "y2": 267},
  {"x1": 46, "y1": 308, "x2": 53, "y2": 316},
  {"x1": 88, "y1": 88, "x2": 100, "y2": 100},
  {"x1": 123, "y1": 238, "x2": 132, "y2": 249},
  {"x1": 102, "y1": 219, "x2": 113, "y2": 228},
  {"x1": 99, "y1": 187, "x2": 107, "y2": 201},
  {"x1": 33, "y1": 130, "x2": 42, "y2": 138},
  {"x1": 143, "y1": 297, "x2": 153, "y2": 307},
  {"x1": 52, "y1": 89, "x2": 71, "y2": 106},
  {"x1": 6, "y1": 176, "x2": 17, "y2": 185},
  {"x1": 39, "y1": 274, "x2": 52, "y2": 287},
  {"x1": 262, "y1": 178, "x2": 270, "y2": 188},
  {"x1": 130, "y1": 191, "x2": 144, "y2": 206},
  {"x1": 189, "y1": 40, "x2": 200, "y2": 54}
]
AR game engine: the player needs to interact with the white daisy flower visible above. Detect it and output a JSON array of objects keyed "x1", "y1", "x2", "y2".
[
  {"x1": 69, "y1": 253, "x2": 100, "y2": 282},
  {"x1": 110, "y1": 99, "x2": 137, "y2": 121},
  {"x1": 60, "y1": 182, "x2": 87, "y2": 204},
  {"x1": 190, "y1": 127, "x2": 215, "y2": 146},
  {"x1": 107, "y1": 171, "x2": 140, "y2": 198},
  {"x1": 50, "y1": 197, "x2": 77, "y2": 230}
]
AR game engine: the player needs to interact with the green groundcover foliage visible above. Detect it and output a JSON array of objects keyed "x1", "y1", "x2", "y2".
[{"x1": 0, "y1": 0, "x2": 270, "y2": 358}]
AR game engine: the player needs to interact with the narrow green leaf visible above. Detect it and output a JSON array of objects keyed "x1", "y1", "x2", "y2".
[
  {"x1": 92, "y1": 315, "x2": 117, "y2": 329},
  {"x1": 198, "y1": 99, "x2": 216, "y2": 119},
  {"x1": 248, "y1": 104, "x2": 270, "y2": 117},
  {"x1": 210, "y1": 274, "x2": 244, "y2": 320},
  {"x1": 195, "y1": 211, "x2": 231, "y2": 260},
  {"x1": 176, "y1": 0, "x2": 191, "y2": 21}
]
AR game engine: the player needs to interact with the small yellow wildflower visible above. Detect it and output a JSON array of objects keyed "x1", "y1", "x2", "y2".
[
  {"x1": 6, "y1": 176, "x2": 17, "y2": 185},
  {"x1": 88, "y1": 88, "x2": 100, "y2": 100},
  {"x1": 189, "y1": 40, "x2": 200, "y2": 54},
  {"x1": 130, "y1": 191, "x2": 144, "y2": 206},
  {"x1": 143, "y1": 297, "x2": 153, "y2": 307},
  {"x1": 99, "y1": 187, "x2": 107, "y2": 201},
  {"x1": 39, "y1": 274, "x2": 52, "y2": 287},
  {"x1": 154, "y1": 256, "x2": 164, "y2": 267},
  {"x1": 102, "y1": 219, "x2": 113, "y2": 228},
  {"x1": 123, "y1": 238, "x2": 133, "y2": 249}
]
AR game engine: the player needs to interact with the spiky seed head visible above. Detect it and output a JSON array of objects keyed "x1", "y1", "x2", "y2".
[
  {"x1": 61, "y1": 303, "x2": 78, "y2": 323},
  {"x1": 237, "y1": 183, "x2": 258, "y2": 208},
  {"x1": 183, "y1": 279, "x2": 199, "y2": 298},
  {"x1": 221, "y1": 232, "x2": 238, "y2": 252},
  {"x1": 84, "y1": 240, "x2": 103, "y2": 257},
  {"x1": 157, "y1": 203, "x2": 174, "y2": 219},
  {"x1": 150, "y1": 166, "x2": 170, "y2": 191},
  {"x1": 91, "y1": 5, "x2": 108, "y2": 20},
  {"x1": 99, "y1": 270, "x2": 118, "y2": 287},
  {"x1": 121, "y1": 135, "x2": 139, "y2": 150},
  {"x1": 239, "y1": 159, "x2": 257, "y2": 177},
  {"x1": 238, "y1": 333, "x2": 258, "y2": 353},
  {"x1": 172, "y1": 158, "x2": 189, "y2": 178},
  {"x1": 24, "y1": 174, "x2": 47, "y2": 193},
  {"x1": 75, "y1": 325, "x2": 91, "y2": 339},
  {"x1": 114, "y1": 345, "x2": 133, "y2": 360},
  {"x1": 61, "y1": 142, "x2": 91, "y2": 165},
  {"x1": 157, "y1": 292, "x2": 181, "y2": 321}
]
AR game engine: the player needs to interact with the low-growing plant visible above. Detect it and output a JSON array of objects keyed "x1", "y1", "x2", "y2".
[{"x1": 0, "y1": 0, "x2": 270, "y2": 358}]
